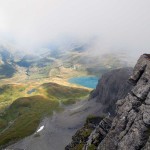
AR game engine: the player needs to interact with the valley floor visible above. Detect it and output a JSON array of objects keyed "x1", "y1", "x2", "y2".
[
  {"x1": 6, "y1": 98, "x2": 103, "y2": 150},
  {"x1": 0, "y1": 66, "x2": 88, "y2": 89}
]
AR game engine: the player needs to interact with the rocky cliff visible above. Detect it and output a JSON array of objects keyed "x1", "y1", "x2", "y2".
[
  {"x1": 66, "y1": 54, "x2": 150, "y2": 150},
  {"x1": 96, "y1": 54, "x2": 150, "y2": 150},
  {"x1": 91, "y1": 67, "x2": 133, "y2": 115}
]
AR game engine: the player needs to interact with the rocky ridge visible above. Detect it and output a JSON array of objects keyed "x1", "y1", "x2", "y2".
[
  {"x1": 66, "y1": 54, "x2": 150, "y2": 150},
  {"x1": 66, "y1": 66, "x2": 133, "y2": 150},
  {"x1": 65, "y1": 116, "x2": 103, "y2": 150},
  {"x1": 96, "y1": 54, "x2": 150, "y2": 150},
  {"x1": 91, "y1": 67, "x2": 133, "y2": 115}
]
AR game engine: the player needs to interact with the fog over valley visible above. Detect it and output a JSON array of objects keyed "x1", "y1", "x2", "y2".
[{"x1": 0, "y1": 0, "x2": 150, "y2": 61}]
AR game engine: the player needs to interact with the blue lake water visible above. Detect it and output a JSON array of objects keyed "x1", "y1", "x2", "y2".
[
  {"x1": 68, "y1": 76, "x2": 99, "y2": 89},
  {"x1": 27, "y1": 89, "x2": 37, "y2": 94}
]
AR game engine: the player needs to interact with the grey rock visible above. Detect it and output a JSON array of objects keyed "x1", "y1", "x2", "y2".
[
  {"x1": 66, "y1": 54, "x2": 150, "y2": 150},
  {"x1": 97, "y1": 54, "x2": 150, "y2": 150},
  {"x1": 83, "y1": 117, "x2": 112, "y2": 150},
  {"x1": 91, "y1": 67, "x2": 133, "y2": 115},
  {"x1": 145, "y1": 91, "x2": 150, "y2": 105},
  {"x1": 142, "y1": 137, "x2": 150, "y2": 150}
]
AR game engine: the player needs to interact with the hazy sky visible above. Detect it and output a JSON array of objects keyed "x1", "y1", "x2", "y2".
[{"x1": 0, "y1": 0, "x2": 150, "y2": 56}]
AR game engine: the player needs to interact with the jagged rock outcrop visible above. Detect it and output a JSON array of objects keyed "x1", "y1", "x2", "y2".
[
  {"x1": 66, "y1": 54, "x2": 150, "y2": 150},
  {"x1": 142, "y1": 137, "x2": 150, "y2": 150},
  {"x1": 83, "y1": 117, "x2": 112, "y2": 150},
  {"x1": 65, "y1": 116, "x2": 103, "y2": 150},
  {"x1": 96, "y1": 54, "x2": 150, "y2": 150},
  {"x1": 66, "y1": 68, "x2": 133, "y2": 150},
  {"x1": 91, "y1": 68, "x2": 133, "y2": 115}
]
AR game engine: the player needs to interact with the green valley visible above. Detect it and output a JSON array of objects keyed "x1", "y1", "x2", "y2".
[
  {"x1": 0, "y1": 46, "x2": 132, "y2": 148},
  {"x1": 0, "y1": 82, "x2": 90, "y2": 147}
]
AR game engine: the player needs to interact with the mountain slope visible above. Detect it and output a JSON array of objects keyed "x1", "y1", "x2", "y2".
[
  {"x1": 90, "y1": 67, "x2": 133, "y2": 115},
  {"x1": 0, "y1": 83, "x2": 89, "y2": 149},
  {"x1": 66, "y1": 54, "x2": 150, "y2": 150},
  {"x1": 0, "y1": 49, "x2": 16, "y2": 79},
  {"x1": 66, "y1": 68, "x2": 134, "y2": 149},
  {"x1": 97, "y1": 54, "x2": 150, "y2": 150}
]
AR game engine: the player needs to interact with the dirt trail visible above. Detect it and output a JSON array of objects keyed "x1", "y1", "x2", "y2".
[{"x1": 7, "y1": 98, "x2": 102, "y2": 150}]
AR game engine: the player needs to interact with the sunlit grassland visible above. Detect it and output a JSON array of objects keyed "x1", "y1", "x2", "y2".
[
  {"x1": 0, "y1": 81, "x2": 90, "y2": 113},
  {"x1": 0, "y1": 68, "x2": 90, "y2": 111},
  {"x1": 0, "y1": 84, "x2": 28, "y2": 111},
  {"x1": 0, "y1": 81, "x2": 90, "y2": 148},
  {"x1": 39, "y1": 82, "x2": 90, "y2": 104},
  {"x1": 0, "y1": 66, "x2": 88, "y2": 88},
  {"x1": 0, "y1": 96, "x2": 59, "y2": 147}
]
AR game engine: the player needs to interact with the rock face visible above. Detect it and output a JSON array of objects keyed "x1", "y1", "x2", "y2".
[
  {"x1": 96, "y1": 54, "x2": 150, "y2": 150},
  {"x1": 66, "y1": 68, "x2": 133, "y2": 150},
  {"x1": 65, "y1": 116, "x2": 103, "y2": 150},
  {"x1": 66, "y1": 54, "x2": 150, "y2": 150},
  {"x1": 91, "y1": 67, "x2": 133, "y2": 115},
  {"x1": 83, "y1": 117, "x2": 112, "y2": 150}
]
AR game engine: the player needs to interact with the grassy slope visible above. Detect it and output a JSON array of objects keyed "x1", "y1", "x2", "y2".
[
  {"x1": 0, "y1": 83, "x2": 90, "y2": 148},
  {"x1": 0, "y1": 84, "x2": 28, "y2": 111},
  {"x1": 0, "y1": 96, "x2": 59, "y2": 147},
  {"x1": 41, "y1": 82, "x2": 89, "y2": 104}
]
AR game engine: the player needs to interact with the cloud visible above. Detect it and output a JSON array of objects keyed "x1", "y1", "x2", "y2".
[{"x1": 0, "y1": 0, "x2": 150, "y2": 57}]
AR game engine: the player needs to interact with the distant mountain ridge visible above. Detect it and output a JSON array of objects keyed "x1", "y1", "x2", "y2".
[
  {"x1": 0, "y1": 48, "x2": 17, "y2": 79},
  {"x1": 0, "y1": 44, "x2": 134, "y2": 80}
]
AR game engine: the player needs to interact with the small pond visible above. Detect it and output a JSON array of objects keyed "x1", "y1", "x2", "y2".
[
  {"x1": 27, "y1": 89, "x2": 37, "y2": 94},
  {"x1": 68, "y1": 76, "x2": 99, "y2": 89}
]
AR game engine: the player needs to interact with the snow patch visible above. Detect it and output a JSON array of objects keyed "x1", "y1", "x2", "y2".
[{"x1": 36, "y1": 125, "x2": 44, "y2": 133}]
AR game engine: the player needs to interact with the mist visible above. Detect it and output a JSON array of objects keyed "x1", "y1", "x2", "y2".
[{"x1": 0, "y1": 0, "x2": 150, "y2": 58}]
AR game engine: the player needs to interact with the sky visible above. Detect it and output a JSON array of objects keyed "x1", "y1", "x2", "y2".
[{"x1": 0, "y1": 0, "x2": 150, "y2": 57}]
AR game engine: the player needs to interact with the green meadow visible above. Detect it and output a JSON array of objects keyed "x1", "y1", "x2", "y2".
[{"x1": 0, "y1": 82, "x2": 90, "y2": 148}]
